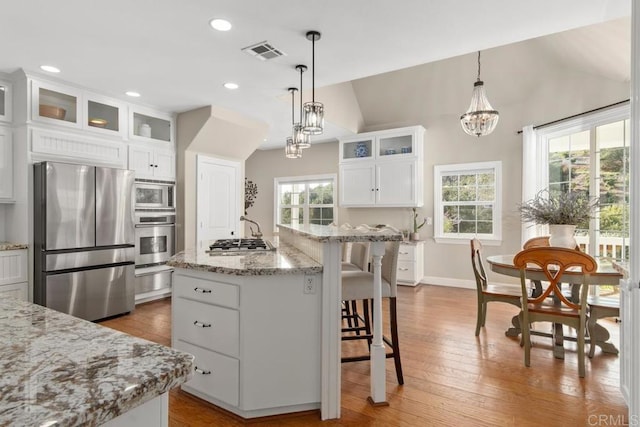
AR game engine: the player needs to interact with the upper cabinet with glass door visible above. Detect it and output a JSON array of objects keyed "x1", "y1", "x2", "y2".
[
  {"x1": 31, "y1": 80, "x2": 82, "y2": 129},
  {"x1": 0, "y1": 79, "x2": 12, "y2": 123},
  {"x1": 84, "y1": 92, "x2": 127, "y2": 138},
  {"x1": 339, "y1": 125, "x2": 424, "y2": 162},
  {"x1": 129, "y1": 106, "x2": 174, "y2": 146}
]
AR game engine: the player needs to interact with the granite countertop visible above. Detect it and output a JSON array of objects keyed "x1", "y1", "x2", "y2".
[
  {"x1": 168, "y1": 240, "x2": 323, "y2": 276},
  {"x1": 0, "y1": 298, "x2": 194, "y2": 426},
  {"x1": 277, "y1": 223, "x2": 403, "y2": 243},
  {"x1": 0, "y1": 242, "x2": 28, "y2": 251}
]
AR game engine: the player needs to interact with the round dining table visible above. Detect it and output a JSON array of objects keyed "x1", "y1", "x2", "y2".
[{"x1": 486, "y1": 254, "x2": 622, "y2": 358}]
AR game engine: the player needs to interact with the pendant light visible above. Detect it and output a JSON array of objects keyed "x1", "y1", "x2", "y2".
[
  {"x1": 293, "y1": 65, "x2": 311, "y2": 148},
  {"x1": 285, "y1": 87, "x2": 302, "y2": 158},
  {"x1": 302, "y1": 31, "x2": 324, "y2": 135},
  {"x1": 460, "y1": 51, "x2": 499, "y2": 137}
]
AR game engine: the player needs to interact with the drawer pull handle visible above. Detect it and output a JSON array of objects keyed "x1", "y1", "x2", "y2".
[
  {"x1": 399, "y1": 268, "x2": 409, "y2": 271},
  {"x1": 193, "y1": 320, "x2": 212, "y2": 328},
  {"x1": 195, "y1": 366, "x2": 212, "y2": 375},
  {"x1": 399, "y1": 252, "x2": 409, "y2": 255},
  {"x1": 194, "y1": 287, "x2": 212, "y2": 293}
]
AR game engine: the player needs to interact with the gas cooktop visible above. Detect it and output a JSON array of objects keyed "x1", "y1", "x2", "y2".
[{"x1": 207, "y1": 238, "x2": 275, "y2": 254}]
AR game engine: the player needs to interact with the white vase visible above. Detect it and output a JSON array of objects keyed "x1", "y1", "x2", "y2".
[
  {"x1": 410, "y1": 232, "x2": 420, "y2": 241},
  {"x1": 548, "y1": 224, "x2": 577, "y2": 249}
]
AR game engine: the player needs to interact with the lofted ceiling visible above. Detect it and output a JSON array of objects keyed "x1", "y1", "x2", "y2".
[{"x1": 0, "y1": 0, "x2": 630, "y2": 149}]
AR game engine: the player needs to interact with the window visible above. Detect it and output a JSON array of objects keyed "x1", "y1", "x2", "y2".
[
  {"x1": 274, "y1": 174, "x2": 337, "y2": 231},
  {"x1": 524, "y1": 103, "x2": 630, "y2": 261},
  {"x1": 434, "y1": 161, "x2": 502, "y2": 243}
]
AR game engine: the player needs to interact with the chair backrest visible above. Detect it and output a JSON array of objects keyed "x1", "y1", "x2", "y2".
[
  {"x1": 513, "y1": 247, "x2": 596, "y2": 310},
  {"x1": 381, "y1": 241, "x2": 400, "y2": 297},
  {"x1": 349, "y1": 242, "x2": 371, "y2": 271},
  {"x1": 523, "y1": 236, "x2": 550, "y2": 249},
  {"x1": 470, "y1": 238, "x2": 487, "y2": 292}
]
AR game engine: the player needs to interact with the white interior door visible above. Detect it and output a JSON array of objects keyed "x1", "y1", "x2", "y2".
[{"x1": 196, "y1": 155, "x2": 241, "y2": 248}]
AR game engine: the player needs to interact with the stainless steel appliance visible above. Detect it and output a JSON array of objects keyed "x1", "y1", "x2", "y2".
[
  {"x1": 207, "y1": 238, "x2": 275, "y2": 254},
  {"x1": 134, "y1": 209, "x2": 175, "y2": 300},
  {"x1": 34, "y1": 162, "x2": 135, "y2": 321},
  {"x1": 134, "y1": 180, "x2": 175, "y2": 210},
  {"x1": 134, "y1": 212, "x2": 176, "y2": 266}
]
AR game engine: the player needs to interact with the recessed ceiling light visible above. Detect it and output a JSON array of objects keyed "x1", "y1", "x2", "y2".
[
  {"x1": 40, "y1": 65, "x2": 60, "y2": 73},
  {"x1": 210, "y1": 19, "x2": 232, "y2": 31},
  {"x1": 125, "y1": 91, "x2": 141, "y2": 97},
  {"x1": 224, "y1": 82, "x2": 239, "y2": 90}
]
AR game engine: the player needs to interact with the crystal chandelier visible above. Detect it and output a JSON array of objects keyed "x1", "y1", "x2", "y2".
[
  {"x1": 302, "y1": 31, "x2": 324, "y2": 135},
  {"x1": 293, "y1": 65, "x2": 310, "y2": 148},
  {"x1": 460, "y1": 51, "x2": 499, "y2": 137},
  {"x1": 285, "y1": 87, "x2": 302, "y2": 158}
]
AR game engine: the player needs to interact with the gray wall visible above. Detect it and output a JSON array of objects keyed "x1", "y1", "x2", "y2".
[{"x1": 245, "y1": 35, "x2": 629, "y2": 287}]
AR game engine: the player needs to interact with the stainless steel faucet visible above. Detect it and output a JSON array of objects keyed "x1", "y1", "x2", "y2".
[{"x1": 240, "y1": 216, "x2": 263, "y2": 239}]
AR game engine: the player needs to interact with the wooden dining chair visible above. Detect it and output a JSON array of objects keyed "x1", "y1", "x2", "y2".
[
  {"x1": 470, "y1": 239, "x2": 521, "y2": 336},
  {"x1": 341, "y1": 241, "x2": 403, "y2": 384},
  {"x1": 513, "y1": 247, "x2": 596, "y2": 377}
]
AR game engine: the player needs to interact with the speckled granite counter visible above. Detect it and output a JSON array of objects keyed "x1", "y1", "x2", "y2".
[
  {"x1": 167, "y1": 240, "x2": 322, "y2": 275},
  {"x1": 0, "y1": 242, "x2": 28, "y2": 251},
  {"x1": 0, "y1": 297, "x2": 194, "y2": 426},
  {"x1": 278, "y1": 223, "x2": 403, "y2": 243}
]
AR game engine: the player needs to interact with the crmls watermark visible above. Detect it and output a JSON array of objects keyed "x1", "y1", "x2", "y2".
[{"x1": 587, "y1": 414, "x2": 639, "y2": 426}]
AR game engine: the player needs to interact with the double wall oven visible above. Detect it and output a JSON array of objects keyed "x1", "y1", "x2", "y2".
[{"x1": 134, "y1": 179, "x2": 176, "y2": 301}]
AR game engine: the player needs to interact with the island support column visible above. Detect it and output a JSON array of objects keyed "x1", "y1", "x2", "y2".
[
  {"x1": 321, "y1": 240, "x2": 342, "y2": 419},
  {"x1": 368, "y1": 241, "x2": 388, "y2": 406}
]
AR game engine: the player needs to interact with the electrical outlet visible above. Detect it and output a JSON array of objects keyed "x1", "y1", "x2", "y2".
[{"x1": 303, "y1": 275, "x2": 316, "y2": 294}]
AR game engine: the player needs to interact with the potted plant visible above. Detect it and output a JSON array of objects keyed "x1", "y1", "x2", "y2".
[
  {"x1": 518, "y1": 189, "x2": 598, "y2": 248},
  {"x1": 411, "y1": 207, "x2": 427, "y2": 241}
]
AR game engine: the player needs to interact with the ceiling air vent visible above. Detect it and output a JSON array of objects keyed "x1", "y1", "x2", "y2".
[{"x1": 241, "y1": 41, "x2": 286, "y2": 61}]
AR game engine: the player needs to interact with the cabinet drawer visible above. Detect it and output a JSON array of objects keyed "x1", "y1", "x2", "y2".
[
  {"x1": 0, "y1": 282, "x2": 28, "y2": 300},
  {"x1": 0, "y1": 249, "x2": 27, "y2": 285},
  {"x1": 174, "y1": 297, "x2": 239, "y2": 357},
  {"x1": 174, "y1": 274, "x2": 239, "y2": 309},
  {"x1": 175, "y1": 340, "x2": 239, "y2": 407},
  {"x1": 397, "y1": 260, "x2": 416, "y2": 282},
  {"x1": 398, "y1": 244, "x2": 416, "y2": 261}
]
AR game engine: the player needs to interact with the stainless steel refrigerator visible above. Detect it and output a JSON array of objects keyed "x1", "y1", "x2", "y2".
[{"x1": 34, "y1": 161, "x2": 136, "y2": 321}]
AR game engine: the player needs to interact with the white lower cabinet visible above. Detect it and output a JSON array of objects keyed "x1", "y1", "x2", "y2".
[
  {"x1": 0, "y1": 249, "x2": 28, "y2": 300},
  {"x1": 396, "y1": 241, "x2": 424, "y2": 286},
  {"x1": 172, "y1": 269, "x2": 322, "y2": 419}
]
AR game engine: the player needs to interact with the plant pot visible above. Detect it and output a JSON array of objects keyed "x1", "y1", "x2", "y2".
[
  {"x1": 410, "y1": 232, "x2": 420, "y2": 241},
  {"x1": 548, "y1": 224, "x2": 577, "y2": 249}
]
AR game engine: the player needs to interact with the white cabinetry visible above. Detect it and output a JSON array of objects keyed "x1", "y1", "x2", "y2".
[
  {"x1": 0, "y1": 249, "x2": 28, "y2": 300},
  {"x1": 129, "y1": 106, "x2": 174, "y2": 145},
  {"x1": 0, "y1": 126, "x2": 13, "y2": 201},
  {"x1": 339, "y1": 126, "x2": 425, "y2": 207},
  {"x1": 397, "y1": 241, "x2": 424, "y2": 286},
  {"x1": 172, "y1": 269, "x2": 321, "y2": 418},
  {"x1": 128, "y1": 145, "x2": 175, "y2": 180},
  {"x1": 0, "y1": 79, "x2": 13, "y2": 123}
]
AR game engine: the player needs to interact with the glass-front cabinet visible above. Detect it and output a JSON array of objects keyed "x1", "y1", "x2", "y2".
[
  {"x1": 84, "y1": 92, "x2": 127, "y2": 137},
  {"x1": 130, "y1": 107, "x2": 173, "y2": 144},
  {"x1": 0, "y1": 79, "x2": 12, "y2": 123},
  {"x1": 32, "y1": 80, "x2": 82, "y2": 128},
  {"x1": 339, "y1": 126, "x2": 422, "y2": 162}
]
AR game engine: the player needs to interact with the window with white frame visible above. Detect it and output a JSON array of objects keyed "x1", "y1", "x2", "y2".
[
  {"x1": 434, "y1": 161, "x2": 502, "y2": 243},
  {"x1": 274, "y1": 174, "x2": 336, "y2": 231},
  {"x1": 523, "y1": 103, "x2": 630, "y2": 261}
]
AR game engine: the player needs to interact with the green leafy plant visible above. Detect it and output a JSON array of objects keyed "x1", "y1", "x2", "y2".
[
  {"x1": 244, "y1": 178, "x2": 258, "y2": 215},
  {"x1": 412, "y1": 207, "x2": 427, "y2": 232},
  {"x1": 518, "y1": 189, "x2": 598, "y2": 225}
]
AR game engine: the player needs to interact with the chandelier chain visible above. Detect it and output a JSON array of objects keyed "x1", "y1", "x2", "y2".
[{"x1": 477, "y1": 51, "x2": 481, "y2": 81}]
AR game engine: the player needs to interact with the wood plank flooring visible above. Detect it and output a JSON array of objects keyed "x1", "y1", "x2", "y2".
[{"x1": 99, "y1": 285, "x2": 627, "y2": 426}]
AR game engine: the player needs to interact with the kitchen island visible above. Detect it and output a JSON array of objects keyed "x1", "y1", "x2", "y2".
[
  {"x1": 0, "y1": 297, "x2": 193, "y2": 426},
  {"x1": 168, "y1": 240, "x2": 323, "y2": 419},
  {"x1": 169, "y1": 224, "x2": 401, "y2": 420}
]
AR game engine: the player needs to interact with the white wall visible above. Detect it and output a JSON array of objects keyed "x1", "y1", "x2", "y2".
[{"x1": 245, "y1": 35, "x2": 629, "y2": 286}]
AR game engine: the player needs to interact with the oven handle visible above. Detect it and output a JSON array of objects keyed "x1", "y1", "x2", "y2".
[{"x1": 135, "y1": 223, "x2": 176, "y2": 228}]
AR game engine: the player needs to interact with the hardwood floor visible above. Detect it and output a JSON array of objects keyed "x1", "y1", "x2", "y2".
[{"x1": 99, "y1": 285, "x2": 626, "y2": 426}]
